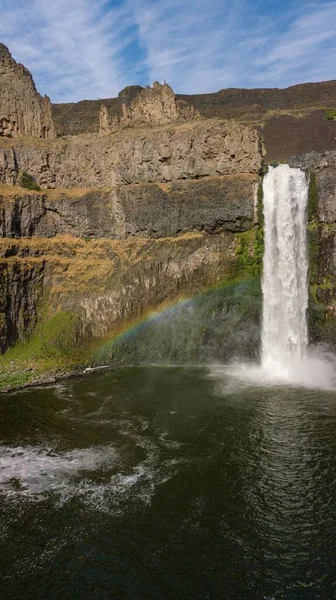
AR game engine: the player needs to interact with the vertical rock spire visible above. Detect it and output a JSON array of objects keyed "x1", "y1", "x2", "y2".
[{"x1": 0, "y1": 43, "x2": 56, "y2": 139}]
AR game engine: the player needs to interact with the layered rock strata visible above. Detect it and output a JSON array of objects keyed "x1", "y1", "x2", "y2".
[
  {"x1": 0, "y1": 119, "x2": 263, "y2": 188},
  {"x1": 0, "y1": 112, "x2": 263, "y2": 360},
  {"x1": 0, "y1": 176, "x2": 256, "y2": 239},
  {"x1": 0, "y1": 232, "x2": 238, "y2": 353}
]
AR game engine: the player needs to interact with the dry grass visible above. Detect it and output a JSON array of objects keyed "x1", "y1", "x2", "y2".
[
  {"x1": 0, "y1": 171, "x2": 255, "y2": 202},
  {"x1": 0, "y1": 184, "x2": 45, "y2": 197}
]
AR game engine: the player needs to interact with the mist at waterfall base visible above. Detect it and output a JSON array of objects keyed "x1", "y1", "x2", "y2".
[{"x1": 218, "y1": 164, "x2": 336, "y2": 391}]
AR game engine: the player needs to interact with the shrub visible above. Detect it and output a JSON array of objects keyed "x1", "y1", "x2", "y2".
[
  {"x1": 18, "y1": 170, "x2": 41, "y2": 191},
  {"x1": 325, "y1": 109, "x2": 336, "y2": 120}
]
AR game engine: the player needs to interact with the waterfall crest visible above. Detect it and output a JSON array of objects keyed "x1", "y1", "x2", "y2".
[{"x1": 261, "y1": 164, "x2": 309, "y2": 376}]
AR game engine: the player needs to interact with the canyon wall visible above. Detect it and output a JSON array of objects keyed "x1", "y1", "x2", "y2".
[
  {"x1": 0, "y1": 119, "x2": 262, "y2": 188},
  {"x1": 0, "y1": 44, "x2": 265, "y2": 384},
  {"x1": 52, "y1": 80, "x2": 336, "y2": 161},
  {"x1": 0, "y1": 112, "x2": 262, "y2": 357},
  {"x1": 0, "y1": 42, "x2": 335, "y2": 389}
]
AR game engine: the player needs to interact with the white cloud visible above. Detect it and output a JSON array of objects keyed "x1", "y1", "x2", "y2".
[
  {"x1": 0, "y1": 0, "x2": 140, "y2": 101},
  {"x1": 128, "y1": 0, "x2": 336, "y2": 92},
  {"x1": 252, "y1": 1, "x2": 336, "y2": 86},
  {"x1": 127, "y1": 0, "x2": 253, "y2": 92},
  {"x1": 0, "y1": 0, "x2": 335, "y2": 101}
]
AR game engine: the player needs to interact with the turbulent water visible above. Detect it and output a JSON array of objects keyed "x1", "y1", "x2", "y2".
[
  {"x1": 262, "y1": 164, "x2": 309, "y2": 376},
  {"x1": 0, "y1": 367, "x2": 335, "y2": 599}
]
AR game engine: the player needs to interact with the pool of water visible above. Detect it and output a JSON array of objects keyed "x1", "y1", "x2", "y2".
[{"x1": 0, "y1": 366, "x2": 335, "y2": 599}]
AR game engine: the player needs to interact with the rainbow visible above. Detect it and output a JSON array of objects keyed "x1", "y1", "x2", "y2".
[{"x1": 93, "y1": 276, "x2": 259, "y2": 364}]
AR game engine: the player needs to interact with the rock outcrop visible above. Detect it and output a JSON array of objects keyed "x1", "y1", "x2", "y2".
[
  {"x1": 0, "y1": 258, "x2": 44, "y2": 352},
  {"x1": 0, "y1": 176, "x2": 256, "y2": 239},
  {"x1": 0, "y1": 43, "x2": 55, "y2": 139},
  {"x1": 0, "y1": 232, "x2": 238, "y2": 355},
  {"x1": 0, "y1": 119, "x2": 263, "y2": 188},
  {"x1": 99, "y1": 82, "x2": 196, "y2": 134},
  {"x1": 285, "y1": 150, "x2": 336, "y2": 331},
  {"x1": 288, "y1": 151, "x2": 336, "y2": 222}
]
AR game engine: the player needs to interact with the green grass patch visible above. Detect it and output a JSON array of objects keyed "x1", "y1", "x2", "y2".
[
  {"x1": 2, "y1": 311, "x2": 81, "y2": 362},
  {"x1": 325, "y1": 109, "x2": 336, "y2": 120},
  {"x1": 0, "y1": 371, "x2": 33, "y2": 392},
  {"x1": 0, "y1": 310, "x2": 90, "y2": 391}
]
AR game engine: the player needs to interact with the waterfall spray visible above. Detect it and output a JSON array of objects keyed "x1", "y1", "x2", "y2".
[
  {"x1": 261, "y1": 165, "x2": 309, "y2": 376},
  {"x1": 216, "y1": 163, "x2": 336, "y2": 390}
]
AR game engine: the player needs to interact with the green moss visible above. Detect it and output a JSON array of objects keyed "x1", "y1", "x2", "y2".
[
  {"x1": 307, "y1": 294, "x2": 327, "y2": 342},
  {"x1": 257, "y1": 182, "x2": 264, "y2": 226},
  {"x1": 18, "y1": 170, "x2": 41, "y2": 191},
  {"x1": 3, "y1": 311, "x2": 80, "y2": 362},
  {"x1": 308, "y1": 172, "x2": 318, "y2": 222},
  {"x1": 325, "y1": 109, "x2": 336, "y2": 120},
  {"x1": 0, "y1": 309, "x2": 89, "y2": 391},
  {"x1": 234, "y1": 225, "x2": 264, "y2": 278},
  {"x1": 307, "y1": 223, "x2": 319, "y2": 286}
]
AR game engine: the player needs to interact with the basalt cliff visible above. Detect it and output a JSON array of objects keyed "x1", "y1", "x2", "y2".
[{"x1": 0, "y1": 43, "x2": 335, "y2": 389}]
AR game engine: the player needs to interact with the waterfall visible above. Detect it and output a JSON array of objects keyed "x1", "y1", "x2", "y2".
[
  {"x1": 261, "y1": 164, "x2": 309, "y2": 376},
  {"x1": 213, "y1": 162, "x2": 336, "y2": 389}
]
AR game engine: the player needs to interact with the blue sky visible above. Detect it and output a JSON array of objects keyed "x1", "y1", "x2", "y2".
[{"x1": 0, "y1": 0, "x2": 335, "y2": 102}]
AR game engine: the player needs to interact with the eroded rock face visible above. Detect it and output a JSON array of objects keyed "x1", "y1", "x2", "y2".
[
  {"x1": 288, "y1": 150, "x2": 336, "y2": 172},
  {"x1": 0, "y1": 43, "x2": 55, "y2": 139},
  {"x1": 0, "y1": 232, "x2": 237, "y2": 349},
  {"x1": 288, "y1": 151, "x2": 336, "y2": 222},
  {"x1": 0, "y1": 175, "x2": 256, "y2": 239},
  {"x1": 0, "y1": 258, "x2": 44, "y2": 353},
  {"x1": 99, "y1": 82, "x2": 196, "y2": 134},
  {"x1": 0, "y1": 119, "x2": 263, "y2": 188}
]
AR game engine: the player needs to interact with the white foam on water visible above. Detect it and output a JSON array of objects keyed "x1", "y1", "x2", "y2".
[
  {"x1": 211, "y1": 164, "x2": 336, "y2": 392},
  {"x1": 211, "y1": 348, "x2": 336, "y2": 392},
  {"x1": 0, "y1": 445, "x2": 117, "y2": 500},
  {"x1": 0, "y1": 437, "x2": 182, "y2": 512}
]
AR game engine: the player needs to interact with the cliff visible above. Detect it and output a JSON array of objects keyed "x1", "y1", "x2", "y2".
[
  {"x1": 287, "y1": 150, "x2": 336, "y2": 329},
  {"x1": 0, "y1": 120, "x2": 262, "y2": 188},
  {"x1": 0, "y1": 43, "x2": 335, "y2": 391},
  {"x1": 52, "y1": 80, "x2": 336, "y2": 160},
  {"x1": 0, "y1": 43, "x2": 266, "y2": 389},
  {"x1": 0, "y1": 44, "x2": 55, "y2": 140}
]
